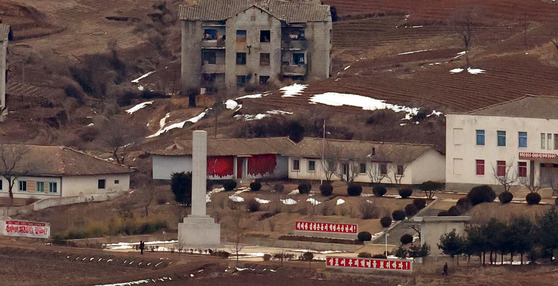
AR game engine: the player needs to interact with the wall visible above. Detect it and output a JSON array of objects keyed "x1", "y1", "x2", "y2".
[
  {"x1": 225, "y1": 7, "x2": 282, "y2": 90},
  {"x1": 0, "y1": 176, "x2": 62, "y2": 198},
  {"x1": 181, "y1": 20, "x2": 203, "y2": 90},
  {"x1": 446, "y1": 114, "x2": 558, "y2": 191},
  {"x1": 152, "y1": 155, "x2": 192, "y2": 180},
  {"x1": 306, "y1": 20, "x2": 332, "y2": 80},
  {"x1": 62, "y1": 174, "x2": 130, "y2": 197},
  {"x1": 410, "y1": 149, "x2": 446, "y2": 184},
  {"x1": 0, "y1": 39, "x2": 7, "y2": 121},
  {"x1": 415, "y1": 216, "x2": 470, "y2": 256}
]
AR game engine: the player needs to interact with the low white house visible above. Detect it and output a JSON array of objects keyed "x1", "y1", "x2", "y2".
[
  {"x1": 0, "y1": 145, "x2": 132, "y2": 199},
  {"x1": 446, "y1": 95, "x2": 558, "y2": 191},
  {"x1": 284, "y1": 138, "x2": 445, "y2": 185},
  {"x1": 151, "y1": 137, "x2": 295, "y2": 180}
]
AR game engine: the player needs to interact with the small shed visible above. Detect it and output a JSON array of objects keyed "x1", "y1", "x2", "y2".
[{"x1": 412, "y1": 216, "x2": 471, "y2": 256}]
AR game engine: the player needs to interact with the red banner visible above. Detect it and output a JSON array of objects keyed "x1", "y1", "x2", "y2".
[
  {"x1": 295, "y1": 221, "x2": 357, "y2": 234},
  {"x1": 3, "y1": 220, "x2": 50, "y2": 239},
  {"x1": 326, "y1": 257, "x2": 412, "y2": 271},
  {"x1": 519, "y1": 152, "x2": 557, "y2": 159}
]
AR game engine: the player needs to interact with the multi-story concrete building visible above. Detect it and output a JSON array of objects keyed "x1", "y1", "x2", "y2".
[
  {"x1": 446, "y1": 95, "x2": 558, "y2": 191},
  {"x1": 0, "y1": 24, "x2": 11, "y2": 122},
  {"x1": 178, "y1": 0, "x2": 332, "y2": 92}
]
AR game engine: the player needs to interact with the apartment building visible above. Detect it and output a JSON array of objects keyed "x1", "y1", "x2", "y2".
[
  {"x1": 178, "y1": 0, "x2": 332, "y2": 92},
  {"x1": 0, "y1": 24, "x2": 11, "y2": 122},
  {"x1": 446, "y1": 95, "x2": 558, "y2": 191}
]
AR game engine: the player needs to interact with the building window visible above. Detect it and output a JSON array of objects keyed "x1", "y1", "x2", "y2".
[
  {"x1": 359, "y1": 163, "x2": 366, "y2": 174},
  {"x1": 260, "y1": 30, "x2": 270, "y2": 42},
  {"x1": 476, "y1": 130, "x2": 485, "y2": 145},
  {"x1": 293, "y1": 53, "x2": 305, "y2": 65},
  {"x1": 397, "y1": 165, "x2": 404, "y2": 175},
  {"x1": 49, "y1": 182, "x2": 57, "y2": 193},
  {"x1": 259, "y1": 76, "x2": 269, "y2": 85},
  {"x1": 36, "y1": 181, "x2": 45, "y2": 193},
  {"x1": 114, "y1": 180, "x2": 119, "y2": 184},
  {"x1": 0, "y1": 179, "x2": 2, "y2": 191},
  {"x1": 98, "y1": 179, "x2": 106, "y2": 189},
  {"x1": 260, "y1": 53, "x2": 270, "y2": 66},
  {"x1": 19, "y1": 181, "x2": 27, "y2": 192},
  {"x1": 236, "y1": 75, "x2": 246, "y2": 88},
  {"x1": 380, "y1": 164, "x2": 388, "y2": 175},
  {"x1": 497, "y1": 161, "x2": 506, "y2": 177},
  {"x1": 453, "y1": 158, "x2": 463, "y2": 175},
  {"x1": 453, "y1": 128, "x2": 463, "y2": 145},
  {"x1": 554, "y1": 134, "x2": 558, "y2": 150},
  {"x1": 236, "y1": 30, "x2": 246, "y2": 43},
  {"x1": 497, "y1": 131, "x2": 506, "y2": 146},
  {"x1": 203, "y1": 29, "x2": 217, "y2": 40},
  {"x1": 518, "y1": 132, "x2": 527, "y2": 148},
  {"x1": 518, "y1": 162, "x2": 527, "y2": 177},
  {"x1": 308, "y1": 160, "x2": 315, "y2": 171},
  {"x1": 236, "y1": 53, "x2": 246, "y2": 65},
  {"x1": 548, "y1": 133, "x2": 553, "y2": 150},
  {"x1": 541, "y1": 133, "x2": 546, "y2": 149},
  {"x1": 202, "y1": 51, "x2": 216, "y2": 65},
  {"x1": 476, "y1": 160, "x2": 484, "y2": 175},
  {"x1": 293, "y1": 159, "x2": 300, "y2": 171}
]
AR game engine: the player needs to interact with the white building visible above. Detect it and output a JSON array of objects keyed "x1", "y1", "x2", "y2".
[
  {"x1": 284, "y1": 138, "x2": 445, "y2": 185},
  {"x1": 0, "y1": 145, "x2": 132, "y2": 199},
  {"x1": 0, "y1": 24, "x2": 11, "y2": 122},
  {"x1": 446, "y1": 95, "x2": 558, "y2": 191}
]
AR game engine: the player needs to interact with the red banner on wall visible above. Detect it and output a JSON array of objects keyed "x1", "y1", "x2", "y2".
[
  {"x1": 326, "y1": 257, "x2": 412, "y2": 271},
  {"x1": 2, "y1": 220, "x2": 50, "y2": 239},
  {"x1": 207, "y1": 156, "x2": 234, "y2": 177},
  {"x1": 519, "y1": 152, "x2": 557, "y2": 159},
  {"x1": 295, "y1": 221, "x2": 357, "y2": 234}
]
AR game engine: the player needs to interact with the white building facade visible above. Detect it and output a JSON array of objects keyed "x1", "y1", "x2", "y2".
[
  {"x1": 446, "y1": 95, "x2": 558, "y2": 191},
  {"x1": 0, "y1": 24, "x2": 11, "y2": 122}
]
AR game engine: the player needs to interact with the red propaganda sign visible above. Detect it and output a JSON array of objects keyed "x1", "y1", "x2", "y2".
[
  {"x1": 519, "y1": 152, "x2": 557, "y2": 160},
  {"x1": 295, "y1": 221, "x2": 357, "y2": 234},
  {"x1": 2, "y1": 220, "x2": 50, "y2": 239},
  {"x1": 326, "y1": 257, "x2": 412, "y2": 272}
]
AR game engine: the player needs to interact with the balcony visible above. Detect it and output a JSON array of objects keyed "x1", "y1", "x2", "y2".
[
  {"x1": 281, "y1": 64, "x2": 307, "y2": 76},
  {"x1": 201, "y1": 39, "x2": 225, "y2": 49},
  {"x1": 202, "y1": 64, "x2": 225, "y2": 74},
  {"x1": 281, "y1": 40, "x2": 307, "y2": 51}
]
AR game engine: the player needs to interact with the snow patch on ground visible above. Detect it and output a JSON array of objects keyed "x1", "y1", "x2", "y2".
[
  {"x1": 309, "y1": 92, "x2": 419, "y2": 118},
  {"x1": 280, "y1": 83, "x2": 308, "y2": 97},
  {"x1": 206, "y1": 187, "x2": 225, "y2": 203},
  {"x1": 343, "y1": 65, "x2": 351, "y2": 70},
  {"x1": 336, "y1": 199, "x2": 345, "y2": 205},
  {"x1": 126, "y1": 101, "x2": 153, "y2": 114},
  {"x1": 450, "y1": 67, "x2": 486, "y2": 74},
  {"x1": 225, "y1": 99, "x2": 239, "y2": 110},
  {"x1": 398, "y1": 49, "x2": 429, "y2": 55},
  {"x1": 281, "y1": 198, "x2": 297, "y2": 205},
  {"x1": 234, "y1": 114, "x2": 270, "y2": 121},
  {"x1": 229, "y1": 195, "x2": 245, "y2": 202},
  {"x1": 146, "y1": 111, "x2": 207, "y2": 138},
  {"x1": 255, "y1": 198, "x2": 271, "y2": 204},
  {"x1": 288, "y1": 189, "x2": 300, "y2": 195},
  {"x1": 306, "y1": 198, "x2": 321, "y2": 205},
  {"x1": 131, "y1": 71, "x2": 155, "y2": 83}
]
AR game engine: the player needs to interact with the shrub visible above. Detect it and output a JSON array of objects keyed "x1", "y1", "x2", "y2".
[
  {"x1": 64, "y1": 85, "x2": 85, "y2": 105},
  {"x1": 467, "y1": 185, "x2": 496, "y2": 206},
  {"x1": 404, "y1": 203, "x2": 418, "y2": 217},
  {"x1": 498, "y1": 191, "x2": 513, "y2": 204},
  {"x1": 298, "y1": 182, "x2": 312, "y2": 194},
  {"x1": 438, "y1": 211, "x2": 451, "y2": 216},
  {"x1": 399, "y1": 188, "x2": 413, "y2": 198},
  {"x1": 394, "y1": 245, "x2": 407, "y2": 258},
  {"x1": 274, "y1": 183, "x2": 285, "y2": 193},
  {"x1": 456, "y1": 197, "x2": 472, "y2": 212},
  {"x1": 359, "y1": 201, "x2": 377, "y2": 219},
  {"x1": 373, "y1": 185, "x2": 387, "y2": 197},
  {"x1": 408, "y1": 243, "x2": 430, "y2": 258},
  {"x1": 246, "y1": 198, "x2": 261, "y2": 212},
  {"x1": 223, "y1": 180, "x2": 237, "y2": 191},
  {"x1": 358, "y1": 252, "x2": 372, "y2": 258},
  {"x1": 211, "y1": 251, "x2": 230, "y2": 258},
  {"x1": 347, "y1": 184, "x2": 363, "y2": 196},
  {"x1": 526, "y1": 192, "x2": 542, "y2": 205},
  {"x1": 263, "y1": 254, "x2": 272, "y2": 261},
  {"x1": 320, "y1": 183, "x2": 333, "y2": 196},
  {"x1": 250, "y1": 181, "x2": 262, "y2": 191},
  {"x1": 418, "y1": 181, "x2": 443, "y2": 199},
  {"x1": 448, "y1": 206, "x2": 461, "y2": 216},
  {"x1": 171, "y1": 172, "x2": 192, "y2": 206},
  {"x1": 413, "y1": 198, "x2": 427, "y2": 209},
  {"x1": 555, "y1": 197, "x2": 558, "y2": 206},
  {"x1": 357, "y1": 231, "x2": 372, "y2": 242},
  {"x1": 392, "y1": 210, "x2": 406, "y2": 221},
  {"x1": 301, "y1": 251, "x2": 314, "y2": 261},
  {"x1": 400, "y1": 234, "x2": 413, "y2": 244},
  {"x1": 380, "y1": 216, "x2": 392, "y2": 228},
  {"x1": 372, "y1": 254, "x2": 387, "y2": 259}
]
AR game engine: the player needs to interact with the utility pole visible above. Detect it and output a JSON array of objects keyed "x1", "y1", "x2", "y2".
[{"x1": 321, "y1": 119, "x2": 325, "y2": 185}]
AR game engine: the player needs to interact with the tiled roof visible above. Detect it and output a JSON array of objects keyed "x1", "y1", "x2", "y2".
[
  {"x1": 153, "y1": 137, "x2": 296, "y2": 156},
  {"x1": 466, "y1": 95, "x2": 558, "y2": 119},
  {"x1": 178, "y1": 0, "x2": 330, "y2": 23},
  {"x1": 1, "y1": 145, "x2": 132, "y2": 176},
  {"x1": 0, "y1": 24, "x2": 10, "y2": 42},
  {"x1": 284, "y1": 138, "x2": 440, "y2": 162},
  {"x1": 152, "y1": 137, "x2": 439, "y2": 163}
]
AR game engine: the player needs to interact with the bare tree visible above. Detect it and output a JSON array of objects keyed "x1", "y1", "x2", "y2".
[
  {"x1": 321, "y1": 141, "x2": 341, "y2": 182},
  {"x1": 543, "y1": 173, "x2": 558, "y2": 197},
  {"x1": 0, "y1": 144, "x2": 29, "y2": 206},
  {"x1": 99, "y1": 118, "x2": 144, "y2": 164},
  {"x1": 492, "y1": 161, "x2": 518, "y2": 193},
  {"x1": 451, "y1": 6, "x2": 484, "y2": 68},
  {"x1": 520, "y1": 175, "x2": 542, "y2": 193},
  {"x1": 389, "y1": 152, "x2": 413, "y2": 185},
  {"x1": 333, "y1": 160, "x2": 360, "y2": 185},
  {"x1": 366, "y1": 161, "x2": 388, "y2": 184},
  {"x1": 230, "y1": 210, "x2": 247, "y2": 265}
]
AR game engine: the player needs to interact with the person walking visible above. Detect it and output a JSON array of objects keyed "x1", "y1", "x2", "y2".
[
  {"x1": 139, "y1": 241, "x2": 145, "y2": 255},
  {"x1": 443, "y1": 262, "x2": 448, "y2": 276}
]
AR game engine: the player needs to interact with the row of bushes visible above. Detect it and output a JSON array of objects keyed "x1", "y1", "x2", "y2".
[{"x1": 55, "y1": 218, "x2": 168, "y2": 241}]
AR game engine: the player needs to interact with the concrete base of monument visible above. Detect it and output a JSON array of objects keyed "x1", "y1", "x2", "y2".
[{"x1": 178, "y1": 216, "x2": 221, "y2": 248}]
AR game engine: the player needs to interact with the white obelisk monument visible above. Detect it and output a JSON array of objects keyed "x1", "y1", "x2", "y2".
[{"x1": 178, "y1": 130, "x2": 221, "y2": 248}]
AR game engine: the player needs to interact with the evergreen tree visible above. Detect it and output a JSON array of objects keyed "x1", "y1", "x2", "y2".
[{"x1": 171, "y1": 172, "x2": 192, "y2": 206}]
